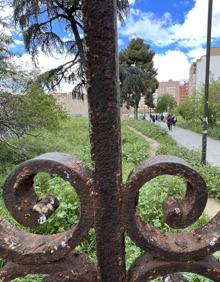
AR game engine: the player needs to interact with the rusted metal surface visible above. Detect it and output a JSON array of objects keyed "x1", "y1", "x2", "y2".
[
  {"x1": 83, "y1": 0, "x2": 125, "y2": 281},
  {"x1": 122, "y1": 156, "x2": 219, "y2": 260},
  {"x1": 0, "y1": 153, "x2": 96, "y2": 280},
  {"x1": 0, "y1": 251, "x2": 97, "y2": 282},
  {"x1": 122, "y1": 156, "x2": 220, "y2": 280},
  {"x1": 127, "y1": 253, "x2": 220, "y2": 281},
  {"x1": 0, "y1": 0, "x2": 220, "y2": 281}
]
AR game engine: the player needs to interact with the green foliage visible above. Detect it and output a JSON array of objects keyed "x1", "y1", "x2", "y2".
[
  {"x1": 177, "y1": 94, "x2": 201, "y2": 121},
  {"x1": 12, "y1": 275, "x2": 47, "y2": 282},
  {"x1": 177, "y1": 79, "x2": 220, "y2": 139},
  {"x1": 122, "y1": 126, "x2": 149, "y2": 178},
  {"x1": 200, "y1": 79, "x2": 220, "y2": 125},
  {"x1": 120, "y1": 65, "x2": 146, "y2": 108},
  {"x1": 0, "y1": 82, "x2": 66, "y2": 157},
  {"x1": 0, "y1": 19, "x2": 13, "y2": 78},
  {"x1": 1, "y1": 83, "x2": 65, "y2": 133},
  {"x1": 119, "y1": 38, "x2": 158, "y2": 118},
  {"x1": 155, "y1": 93, "x2": 177, "y2": 113}
]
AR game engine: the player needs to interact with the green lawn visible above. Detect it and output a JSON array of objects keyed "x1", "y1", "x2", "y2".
[{"x1": 0, "y1": 117, "x2": 219, "y2": 281}]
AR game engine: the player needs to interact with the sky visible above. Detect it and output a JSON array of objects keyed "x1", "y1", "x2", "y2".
[{"x1": 1, "y1": 0, "x2": 220, "y2": 91}]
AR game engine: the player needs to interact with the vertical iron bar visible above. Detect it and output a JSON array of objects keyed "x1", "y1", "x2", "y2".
[
  {"x1": 201, "y1": 0, "x2": 213, "y2": 165},
  {"x1": 82, "y1": 1, "x2": 125, "y2": 281}
]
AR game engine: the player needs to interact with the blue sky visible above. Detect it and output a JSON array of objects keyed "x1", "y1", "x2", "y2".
[
  {"x1": 1, "y1": 0, "x2": 220, "y2": 90},
  {"x1": 117, "y1": 0, "x2": 220, "y2": 83}
]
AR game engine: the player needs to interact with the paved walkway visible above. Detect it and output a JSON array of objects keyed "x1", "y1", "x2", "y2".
[{"x1": 158, "y1": 122, "x2": 220, "y2": 168}]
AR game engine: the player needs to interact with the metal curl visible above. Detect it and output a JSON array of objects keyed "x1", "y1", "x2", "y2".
[
  {"x1": 0, "y1": 251, "x2": 97, "y2": 282},
  {"x1": 43, "y1": 271, "x2": 96, "y2": 282},
  {"x1": 127, "y1": 253, "x2": 220, "y2": 281},
  {"x1": 122, "y1": 156, "x2": 220, "y2": 260},
  {"x1": 4, "y1": 152, "x2": 91, "y2": 227},
  {"x1": 0, "y1": 153, "x2": 94, "y2": 264},
  {"x1": 124, "y1": 156, "x2": 208, "y2": 229}
]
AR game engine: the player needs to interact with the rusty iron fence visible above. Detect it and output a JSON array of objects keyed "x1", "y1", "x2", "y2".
[{"x1": 0, "y1": 0, "x2": 220, "y2": 281}]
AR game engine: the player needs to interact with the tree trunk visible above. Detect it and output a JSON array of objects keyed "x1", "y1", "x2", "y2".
[{"x1": 134, "y1": 104, "x2": 138, "y2": 119}]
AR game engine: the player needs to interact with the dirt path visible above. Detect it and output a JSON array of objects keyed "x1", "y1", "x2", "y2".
[
  {"x1": 128, "y1": 126, "x2": 220, "y2": 218},
  {"x1": 127, "y1": 126, "x2": 159, "y2": 158}
]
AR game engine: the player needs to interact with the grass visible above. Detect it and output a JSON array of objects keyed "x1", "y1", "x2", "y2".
[{"x1": 0, "y1": 117, "x2": 220, "y2": 281}]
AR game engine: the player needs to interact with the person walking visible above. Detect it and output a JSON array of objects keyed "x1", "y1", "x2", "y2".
[
  {"x1": 172, "y1": 115, "x2": 177, "y2": 127},
  {"x1": 167, "y1": 114, "x2": 173, "y2": 131},
  {"x1": 152, "y1": 115, "x2": 156, "y2": 123}
]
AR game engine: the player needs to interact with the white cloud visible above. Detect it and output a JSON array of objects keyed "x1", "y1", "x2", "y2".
[
  {"x1": 6, "y1": 0, "x2": 219, "y2": 87},
  {"x1": 154, "y1": 50, "x2": 191, "y2": 81},
  {"x1": 11, "y1": 51, "x2": 75, "y2": 92},
  {"x1": 187, "y1": 47, "x2": 206, "y2": 61},
  {"x1": 172, "y1": 0, "x2": 220, "y2": 48},
  {"x1": 128, "y1": 0, "x2": 136, "y2": 5},
  {"x1": 12, "y1": 51, "x2": 71, "y2": 73},
  {"x1": 0, "y1": 3, "x2": 13, "y2": 23},
  {"x1": 13, "y1": 39, "x2": 24, "y2": 45},
  {"x1": 119, "y1": 0, "x2": 220, "y2": 82},
  {"x1": 118, "y1": 38, "x2": 124, "y2": 47},
  {"x1": 120, "y1": 10, "x2": 173, "y2": 46},
  {"x1": 120, "y1": 0, "x2": 220, "y2": 49}
]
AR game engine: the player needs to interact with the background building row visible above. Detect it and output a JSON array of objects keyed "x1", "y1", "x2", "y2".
[
  {"x1": 53, "y1": 48, "x2": 220, "y2": 115},
  {"x1": 155, "y1": 47, "x2": 220, "y2": 105},
  {"x1": 154, "y1": 80, "x2": 189, "y2": 105}
]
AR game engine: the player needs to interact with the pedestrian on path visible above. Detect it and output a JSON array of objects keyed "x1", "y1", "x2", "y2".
[
  {"x1": 172, "y1": 115, "x2": 177, "y2": 127},
  {"x1": 167, "y1": 114, "x2": 173, "y2": 131}
]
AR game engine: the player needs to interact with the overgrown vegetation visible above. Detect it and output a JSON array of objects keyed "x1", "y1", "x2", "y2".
[
  {"x1": 0, "y1": 118, "x2": 219, "y2": 281},
  {"x1": 0, "y1": 83, "x2": 66, "y2": 154},
  {"x1": 0, "y1": 16, "x2": 66, "y2": 155},
  {"x1": 176, "y1": 79, "x2": 220, "y2": 140},
  {"x1": 155, "y1": 93, "x2": 177, "y2": 113}
]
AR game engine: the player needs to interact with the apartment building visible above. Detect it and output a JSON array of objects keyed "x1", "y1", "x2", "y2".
[
  {"x1": 178, "y1": 81, "x2": 189, "y2": 104},
  {"x1": 189, "y1": 47, "x2": 220, "y2": 94},
  {"x1": 156, "y1": 79, "x2": 180, "y2": 103}
]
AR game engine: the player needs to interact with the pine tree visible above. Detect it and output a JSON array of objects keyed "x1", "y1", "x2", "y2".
[
  {"x1": 12, "y1": 0, "x2": 129, "y2": 96},
  {"x1": 119, "y1": 38, "x2": 158, "y2": 119}
]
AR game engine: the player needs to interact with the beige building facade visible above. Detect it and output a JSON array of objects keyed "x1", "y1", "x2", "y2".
[
  {"x1": 53, "y1": 92, "x2": 136, "y2": 116},
  {"x1": 189, "y1": 47, "x2": 220, "y2": 94},
  {"x1": 53, "y1": 92, "x2": 89, "y2": 116},
  {"x1": 156, "y1": 79, "x2": 180, "y2": 102}
]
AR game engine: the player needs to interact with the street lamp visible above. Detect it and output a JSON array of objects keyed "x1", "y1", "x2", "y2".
[{"x1": 201, "y1": 0, "x2": 213, "y2": 165}]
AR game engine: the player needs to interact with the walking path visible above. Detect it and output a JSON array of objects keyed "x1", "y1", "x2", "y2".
[
  {"x1": 128, "y1": 126, "x2": 159, "y2": 158},
  {"x1": 159, "y1": 122, "x2": 220, "y2": 168},
  {"x1": 128, "y1": 125, "x2": 220, "y2": 218}
]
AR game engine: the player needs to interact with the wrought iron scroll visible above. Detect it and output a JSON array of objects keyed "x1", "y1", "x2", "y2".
[{"x1": 0, "y1": 0, "x2": 220, "y2": 281}]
